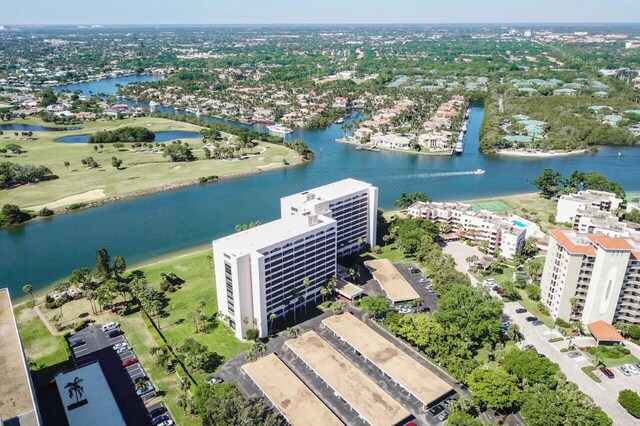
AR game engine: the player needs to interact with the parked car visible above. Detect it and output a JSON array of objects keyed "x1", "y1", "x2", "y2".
[
  {"x1": 204, "y1": 376, "x2": 224, "y2": 385},
  {"x1": 522, "y1": 344, "x2": 537, "y2": 352},
  {"x1": 152, "y1": 414, "x2": 172, "y2": 426},
  {"x1": 157, "y1": 420, "x2": 173, "y2": 426},
  {"x1": 626, "y1": 364, "x2": 639, "y2": 375},
  {"x1": 496, "y1": 288, "x2": 503, "y2": 295},
  {"x1": 437, "y1": 412, "x2": 449, "y2": 422},
  {"x1": 136, "y1": 382, "x2": 155, "y2": 396},
  {"x1": 491, "y1": 285, "x2": 500, "y2": 291},
  {"x1": 532, "y1": 320, "x2": 544, "y2": 326},
  {"x1": 600, "y1": 367, "x2": 615, "y2": 379},
  {"x1": 101, "y1": 322, "x2": 119, "y2": 332},
  {"x1": 515, "y1": 308, "x2": 527, "y2": 314},
  {"x1": 403, "y1": 422, "x2": 417, "y2": 426},
  {"x1": 429, "y1": 405, "x2": 445, "y2": 416},
  {"x1": 567, "y1": 351, "x2": 581, "y2": 358},
  {"x1": 149, "y1": 406, "x2": 167, "y2": 419},
  {"x1": 113, "y1": 342, "x2": 129, "y2": 351},
  {"x1": 69, "y1": 339, "x2": 85, "y2": 348},
  {"x1": 635, "y1": 363, "x2": 640, "y2": 371},
  {"x1": 122, "y1": 357, "x2": 139, "y2": 367},
  {"x1": 443, "y1": 397, "x2": 457, "y2": 407},
  {"x1": 108, "y1": 329, "x2": 123, "y2": 338},
  {"x1": 116, "y1": 345, "x2": 132, "y2": 355},
  {"x1": 525, "y1": 316, "x2": 538, "y2": 322},
  {"x1": 618, "y1": 366, "x2": 631, "y2": 377}
]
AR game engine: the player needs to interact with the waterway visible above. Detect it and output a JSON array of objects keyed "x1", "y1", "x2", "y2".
[
  {"x1": 2, "y1": 76, "x2": 640, "y2": 295},
  {"x1": 54, "y1": 130, "x2": 203, "y2": 144}
]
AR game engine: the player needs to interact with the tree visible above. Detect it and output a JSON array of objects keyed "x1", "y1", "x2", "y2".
[
  {"x1": 1, "y1": 204, "x2": 31, "y2": 226},
  {"x1": 302, "y1": 277, "x2": 311, "y2": 316},
  {"x1": 445, "y1": 412, "x2": 483, "y2": 426},
  {"x1": 465, "y1": 255, "x2": 479, "y2": 268},
  {"x1": 500, "y1": 347, "x2": 559, "y2": 388},
  {"x1": 521, "y1": 237, "x2": 539, "y2": 258},
  {"x1": 111, "y1": 157, "x2": 123, "y2": 170},
  {"x1": 181, "y1": 338, "x2": 221, "y2": 373},
  {"x1": 163, "y1": 143, "x2": 195, "y2": 162},
  {"x1": 6, "y1": 143, "x2": 23, "y2": 156},
  {"x1": 330, "y1": 301, "x2": 346, "y2": 314},
  {"x1": 395, "y1": 192, "x2": 432, "y2": 209},
  {"x1": 467, "y1": 367, "x2": 521, "y2": 411},
  {"x1": 529, "y1": 168, "x2": 563, "y2": 198},
  {"x1": 348, "y1": 267, "x2": 360, "y2": 283},
  {"x1": 198, "y1": 385, "x2": 282, "y2": 426},
  {"x1": 22, "y1": 284, "x2": 34, "y2": 303},
  {"x1": 64, "y1": 377, "x2": 84, "y2": 405},
  {"x1": 64, "y1": 161, "x2": 70, "y2": 171},
  {"x1": 358, "y1": 295, "x2": 390, "y2": 318},
  {"x1": 505, "y1": 323, "x2": 523, "y2": 343},
  {"x1": 268, "y1": 312, "x2": 278, "y2": 335},
  {"x1": 95, "y1": 248, "x2": 112, "y2": 280},
  {"x1": 287, "y1": 326, "x2": 300, "y2": 338}
]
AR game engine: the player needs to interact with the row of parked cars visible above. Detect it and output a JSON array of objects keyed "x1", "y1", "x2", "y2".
[
  {"x1": 427, "y1": 396, "x2": 458, "y2": 423},
  {"x1": 600, "y1": 363, "x2": 640, "y2": 379},
  {"x1": 482, "y1": 278, "x2": 503, "y2": 295}
]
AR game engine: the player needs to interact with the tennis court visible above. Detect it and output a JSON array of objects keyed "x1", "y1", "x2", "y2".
[{"x1": 471, "y1": 200, "x2": 512, "y2": 213}]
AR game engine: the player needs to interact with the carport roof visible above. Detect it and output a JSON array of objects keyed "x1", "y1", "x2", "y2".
[
  {"x1": 364, "y1": 259, "x2": 420, "y2": 303},
  {"x1": 242, "y1": 354, "x2": 343, "y2": 426},
  {"x1": 588, "y1": 320, "x2": 624, "y2": 342},
  {"x1": 322, "y1": 313, "x2": 453, "y2": 406}
]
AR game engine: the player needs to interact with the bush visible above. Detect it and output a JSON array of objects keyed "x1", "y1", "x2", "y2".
[
  {"x1": 245, "y1": 328, "x2": 259, "y2": 341},
  {"x1": 198, "y1": 175, "x2": 219, "y2": 183},
  {"x1": 68, "y1": 203, "x2": 87, "y2": 210},
  {"x1": 537, "y1": 301, "x2": 550, "y2": 316},
  {"x1": 587, "y1": 345, "x2": 630, "y2": 359},
  {"x1": 526, "y1": 284, "x2": 541, "y2": 301},
  {"x1": 38, "y1": 207, "x2": 54, "y2": 217},
  {"x1": 619, "y1": 389, "x2": 640, "y2": 418},
  {"x1": 555, "y1": 318, "x2": 571, "y2": 328}
]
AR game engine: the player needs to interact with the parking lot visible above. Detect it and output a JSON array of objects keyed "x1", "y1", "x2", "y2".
[
  {"x1": 504, "y1": 302, "x2": 640, "y2": 426},
  {"x1": 67, "y1": 324, "x2": 173, "y2": 426}
]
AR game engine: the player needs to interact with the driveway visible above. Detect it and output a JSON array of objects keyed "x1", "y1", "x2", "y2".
[
  {"x1": 440, "y1": 241, "x2": 482, "y2": 286},
  {"x1": 504, "y1": 302, "x2": 640, "y2": 426}
]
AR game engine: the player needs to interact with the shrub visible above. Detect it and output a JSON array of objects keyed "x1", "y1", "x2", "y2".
[
  {"x1": 537, "y1": 301, "x2": 550, "y2": 316},
  {"x1": 68, "y1": 203, "x2": 87, "y2": 210},
  {"x1": 198, "y1": 175, "x2": 219, "y2": 183},
  {"x1": 619, "y1": 389, "x2": 640, "y2": 418},
  {"x1": 555, "y1": 318, "x2": 571, "y2": 328},
  {"x1": 245, "y1": 328, "x2": 259, "y2": 341},
  {"x1": 526, "y1": 284, "x2": 541, "y2": 301},
  {"x1": 38, "y1": 207, "x2": 54, "y2": 217},
  {"x1": 586, "y1": 345, "x2": 630, "y2": 359}
]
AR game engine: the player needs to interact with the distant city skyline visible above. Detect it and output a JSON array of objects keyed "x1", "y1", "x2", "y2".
[{"x1": 3, "y1": 0, "x2": 640, "y2": 26}]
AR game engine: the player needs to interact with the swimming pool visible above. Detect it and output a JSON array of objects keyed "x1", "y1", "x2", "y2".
[{"x1": 512, "y1": 220, "x2": 527, "y2": 228}]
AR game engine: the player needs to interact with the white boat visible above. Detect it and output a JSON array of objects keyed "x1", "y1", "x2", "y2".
[
  {"x1": 474, "y1": 169, "x2": 485, "y2": 175},
  {"x1": 267, "y1": 124, "x2": 293, "y2": 134},
  {"x1": 335, "y1": 117, "x2": 345, "y2": 124}
]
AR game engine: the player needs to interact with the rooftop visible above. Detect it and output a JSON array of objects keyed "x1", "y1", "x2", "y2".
[
  {"x1": 55, "y1": 363, "x2": 125, "y2": 426},
  {"x1": 549, "y1": 229, "x2": 597, "y2": 256},
  {"x1": 560, "y1": 189, "x2": 620, "y2": 203},
  {"x1": 280, "y1": 178, "x2": 374, "y2": 208},
  {"x1": 285, "y1": 331, "x2": 410, "y2": 426},
  {"x1": 0, "y1": 288, "x2": 40, "y2": 426},
  {"x1": 242, "y1": 354, "x2": 343, "y2": 426},
  {"x1": 587, "y1": 320, "x2": 624, "y2": 342},
  {"x1": 212, "y1": 214, "x2": 336, "y2": 254},
  {"x1": 364, "y1": 259, "x2": 420, "y2": 303},
  {"x1": 322, "y1": 313, "x2": 452, "y2": 406},
  {"x1": 587, "y1": 234, "x2": 635, "y2": 251}
]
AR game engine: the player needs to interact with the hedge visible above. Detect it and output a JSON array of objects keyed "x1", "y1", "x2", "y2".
[{"x1": 618, "y1": 389, "x2": 640, "y2": 418}]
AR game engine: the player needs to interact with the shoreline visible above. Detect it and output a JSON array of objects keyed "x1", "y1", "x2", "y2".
[
  {"x1": 335, "y1": 137, "x2": 453, "y2": 156},
  {"x1": 494, "y1": 148, "x2": 590, "y2": 158}
]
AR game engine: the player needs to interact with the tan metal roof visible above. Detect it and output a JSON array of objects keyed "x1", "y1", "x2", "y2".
[
  {"x1": 364, "y1": 259, "x2": 420, "y2": 303},
  {"x1": 285, "y1": 331, "x2": 410, "y2": 426},
  {"x1": 242, "y1": 354, "x2": 343, "y2": 426},
  {"x1": 323, "y1": 312, "x2": 452, "y2": 406}
]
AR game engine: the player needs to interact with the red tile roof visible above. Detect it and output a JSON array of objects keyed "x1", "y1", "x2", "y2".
[
  {"x1": 549, "y1": 229, "x2": 596, "y2": 256},
  {"x1": 587, "y1": 235, "x2": 635, "y2": 251},
  {"x1": 587, "y1": 320, "x2": 624, "y2": 342}
]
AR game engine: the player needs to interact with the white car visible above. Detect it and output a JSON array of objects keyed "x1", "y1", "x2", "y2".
[
  {"x1": 101, "y1": 322, "x2": 119, "y2": 332},
  {"x1": 113, "y1": 342, "x2": 129, "y2": 351},
  {"x1": 115, "y1": 345, "x2": 132, "y2": 354},
  {"x1": 618, "y1": 366, "x2": 632, "y2": 377},
  {"x1": 626, "y1": 364, "x2": 639, "y2": 375}
]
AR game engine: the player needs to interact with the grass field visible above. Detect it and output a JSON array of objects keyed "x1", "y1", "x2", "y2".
[{"x1": 1, "y1": 117, "x2": 302, "y2": 209}]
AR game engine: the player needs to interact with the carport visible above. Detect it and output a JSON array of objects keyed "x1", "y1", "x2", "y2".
[{"x1": 587, "y1": 320, "x2": 624, "y2": 346}]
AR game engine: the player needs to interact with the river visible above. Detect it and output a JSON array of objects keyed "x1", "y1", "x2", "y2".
[{"x1": 2, "y1": 76, "x2": 640, "y2": 296}]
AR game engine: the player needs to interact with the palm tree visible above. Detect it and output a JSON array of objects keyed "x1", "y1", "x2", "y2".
[
  {"x1": 22, "y1": 284, "x2": 34, "y2": 304},
  {"x1": 205, "y1": 254, "x2": 213, "y2": 269},
  {"x1": 320, "y1": 287, "x2": 329, "y2": 303},
  {"x1": 465, "y1": 255, "x2": 479, "y2": 268},
  {"x1": 348, "y1": 268, "x2": 360, "y2": 283},
  {"x1": 291, "y1": 289, "x2": 301, "y2": 324},
  {"x1": 64, "y1": 377, "x2": 84, "y2": 405},
  {"x1": 302, "y1": 277, "x2": 311, "y2": 316},
  {"x1": 268, "y1": 312, "x2": 277, "y2": 336}
]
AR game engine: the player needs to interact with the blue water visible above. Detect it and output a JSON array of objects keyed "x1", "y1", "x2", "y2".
[
  {"x1": 52, "y1": 75, "x2": 161, "y2": 96},
  {"x1": 54, "y1": 130, "x2": 203, "y2": 144},
  {"x1": 512, "y1": 220, "x2": 527, "y2": 228},
  {"x1": 0, "y1": 123, "x2": 81, "y2": 132},
  {"x1": 2, "y1": 75, "x2": 640, "y2": 296}
]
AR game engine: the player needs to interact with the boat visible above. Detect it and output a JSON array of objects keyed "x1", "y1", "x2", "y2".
[
  {"x1": 266, "y1": 124, "x2": 294, "y2": 134},
  {"x1": 335, "y1": 117, "x2": 345, "y2": 124},
  {"x1": 474, "y1": 169, "x2": 485, "y2": 175}
]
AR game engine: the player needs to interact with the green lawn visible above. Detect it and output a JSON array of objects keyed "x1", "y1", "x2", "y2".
[
  {"x1": 372, "y1": 242, "x2": 416, "y2": 263},
  {"x1": 1, "y1": 116, "x2": 301, "y2": 209},
  {"x1": 13, "y1": 303, "x2": 71, "y2": 386},
  {"x1": 585, "y1": 351, "x2": 640, "y2": 368},
  {"x1": 517, "y1": 292, "x2": 555, "y2": 328},
  {"x1": 135, "y1": 249, "x2": 251, "y2": 381},
  {"x1": 474, "y1": 265, "x2": 516, "y2": 286}
]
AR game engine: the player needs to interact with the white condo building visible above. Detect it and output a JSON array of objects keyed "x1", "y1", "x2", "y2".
[
  {"x1": 541, "y1": 229, "x2": 640, "y2": 325},
  {"x1": 407, "y1": 201, "x2": 526, "y2": 259},
  {"x1": 213, "y1": 179, "x2": 378, "y2": 339},
  {"x1": 556, "y1": 190, "x2": 622, "y2": 224}
]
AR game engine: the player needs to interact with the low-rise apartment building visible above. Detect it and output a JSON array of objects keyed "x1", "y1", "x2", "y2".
[
  {"x1": 573, "y1": 206, "x2": 640, "y2": 238},
  {"x1": 556, "y1": 190, "x2": 622, "y2": 223},
  {"x1": 541, "y1": 229, "x2": 640, "y2": 325},
  {"x1": 407, "y1": 201, "x2": 526, "y2": 258},
  {"x1": 214, "y1": 179, "x2": 378, "y2": 339}
]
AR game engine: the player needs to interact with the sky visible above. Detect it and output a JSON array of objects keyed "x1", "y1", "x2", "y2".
[{"x1": 3, "y1": 0, "x2": 639, "y2": 26}]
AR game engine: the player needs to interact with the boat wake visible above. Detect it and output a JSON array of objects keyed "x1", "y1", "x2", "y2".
[{"x1": 401, "y1": 169, "x2": 485, "y2": 179}]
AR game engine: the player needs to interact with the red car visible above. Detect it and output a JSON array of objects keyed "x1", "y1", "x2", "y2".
[
  {"x1": 600, "y1": 367, "x2": 615, "y2": 379},
  {"x1": 122, "y1": 357, "x2": 139, "y2": 367}
]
